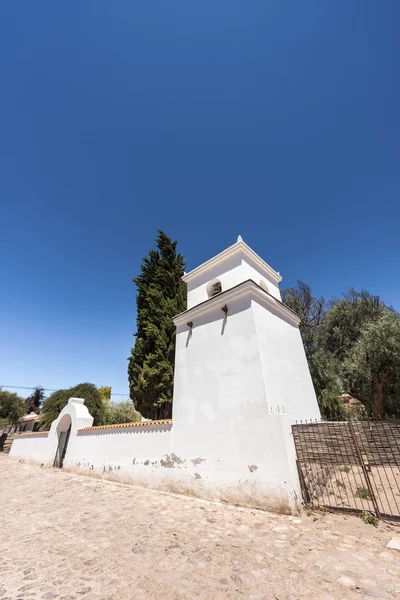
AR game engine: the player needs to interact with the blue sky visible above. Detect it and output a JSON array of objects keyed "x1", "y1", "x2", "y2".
[{"x1": 1, "y1": 1, "x2": 399, "y2": 400}]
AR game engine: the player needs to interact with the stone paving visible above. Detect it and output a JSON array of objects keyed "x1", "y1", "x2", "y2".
[{"x1": 1, "y1": 454, "x2": 400, "y2": 600}]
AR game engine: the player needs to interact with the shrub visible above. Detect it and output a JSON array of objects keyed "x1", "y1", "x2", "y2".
[
  {"x1": 361, "y1": 512, "x2": 378, "y2": 527},
  {"x1": 355, "y1": 486, "x2": 373, "y2": 500}
]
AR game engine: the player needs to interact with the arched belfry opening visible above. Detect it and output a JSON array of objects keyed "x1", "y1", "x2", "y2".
[{"x1": 206, "y1": 279, "x2": 222, "y2": 298}]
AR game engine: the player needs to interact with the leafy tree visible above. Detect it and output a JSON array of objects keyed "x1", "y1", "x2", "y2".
[
  {"x1": 97, "y1": 386, "x2": 142, "y2": 424},
  {"x1": 323, "y1": 289, "x2": 386, "y2": 362},
  {"x1": 98, "y1": 386, "x2": 112, "y2": 408},
  {"x1": 344, "y1": 310, "x2": 400, "y2": 416},
  {"x1": 40, "y1": 383, "x2": 106, "y2": 430},
  {"x1": 128, "y1": 230, "x2": 186, "y2": 419},
  {"x1": 283, "y1": 282, "x2": 400, "y2": 418},
  {"x1": 104, "y1": 401, "x2": 141, "y2": 425},
  {"x1": 25, "y1": 386, "x2": 45, "y2": 414},
  {"x1": 0, "y1": 390, "x2": 26, "y2": 428},
  {"x1": 307, "y1": 353, "x2": 344, "y2": 419},
  {"x1": 321, "y1": 288, "x2": 398, "y2": 415}
]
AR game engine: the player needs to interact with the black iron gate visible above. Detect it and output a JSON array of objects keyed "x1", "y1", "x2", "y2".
[{"x1": 292, "y1": 417, "x2": 400, "y2": 521}]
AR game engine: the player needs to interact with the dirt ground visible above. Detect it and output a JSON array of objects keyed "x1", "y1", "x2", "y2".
[
  {"x1": 302, "y1": 463, "x2": 400, "y2": 518},
  {"x1": 1, "y1": 455, "x2": 400, "y2": 600}
]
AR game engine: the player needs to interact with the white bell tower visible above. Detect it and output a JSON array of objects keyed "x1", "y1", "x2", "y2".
[{"x1": 170, "y1": 236, "x2": 320, "y2": 513}]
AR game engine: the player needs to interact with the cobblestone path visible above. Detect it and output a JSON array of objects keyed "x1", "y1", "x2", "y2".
[{"x1": 1, "y1": 455, "x2": 399, "y2": 599}]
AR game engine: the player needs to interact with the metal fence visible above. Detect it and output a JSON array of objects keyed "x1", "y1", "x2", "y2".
[{"x1": 292, "y1": 417, "x2": 400, "y2": 521}]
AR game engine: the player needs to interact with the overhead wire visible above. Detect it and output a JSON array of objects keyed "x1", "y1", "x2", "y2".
[{"x1": 0, "y1": 384, "x2": 129, "y2": 397}]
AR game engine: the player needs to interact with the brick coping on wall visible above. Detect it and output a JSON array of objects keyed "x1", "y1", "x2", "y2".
[
  {"x1": 15, "y1": 431, "x2": 49, "y2": 438},
  {"x1": 79, "y1": 419, "x2": 172, "y2": 432}
]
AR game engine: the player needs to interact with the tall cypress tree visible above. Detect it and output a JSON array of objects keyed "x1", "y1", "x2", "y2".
[{"x1": 128, "y1": 230, "x2": 186, "y2": 419}]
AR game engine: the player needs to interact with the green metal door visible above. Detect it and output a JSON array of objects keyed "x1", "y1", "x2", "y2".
[{"x1": 53, "y1": 424, "x2": 71, "y2": 468}]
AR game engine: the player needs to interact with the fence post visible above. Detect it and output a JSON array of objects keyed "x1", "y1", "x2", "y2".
[
  {"x1": 296, "y1": 458, "x2": 310, "y2": 505},
  {"x1": 347, "y1": 417, "x2": 381, "y2": 519}
]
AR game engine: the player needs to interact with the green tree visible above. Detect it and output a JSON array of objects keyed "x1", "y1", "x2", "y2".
[
  {"x1": 40, "y1": 383, "x2": 106, "y2": 430},
  {"x1": 98, "y1": 386, "x2": 112, "y2": 404},
  {"x1": 25, "y1": 386, "x2": 45, "y2": 414},
  {"x1": 0, "y1": 390, "x2": 26, "y2": 428},
  {"x1": 98, "y1": 385, "x2": 112, "y2": 413},
  {"x1": 344, "y1": 310, "x2": 400, "y2": 416},
  {"x1": 307, "y1": 353, "x2": 344, "y2": 419},
  {"x1": 321, "y1": 288, "x2": 397, "y2": 415},
  {"x1": 104, "y1": 401, "x2": 141, "y2": 425},
  {"x1": 128, "y1": 230, "x2": 186, "y2": 419},
  {"x1": 323, "y1": 289, "x2": 386, "y2": 362},
  {"x1": 283, "y1": 283, "x2": 399, "y2": 418}
]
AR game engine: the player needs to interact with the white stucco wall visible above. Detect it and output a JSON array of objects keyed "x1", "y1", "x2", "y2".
[
  {"x1": 10, "y1": 285, "x2": 318, "y2": 513},
  {"x1": 186, "y1": 256, "x2": 281, "y2": 309},
  {"x1": 10, "y1": 433, "x2": 52, "y2": 464},
  {"x1": 10, "y1": 242, "x2": 321, "y2": 515},
  {"x1": 63, "y1": 423, "x2": 173, "y2": 487},
  {"x1": 170, "y1": 288, "x2": 316, "y2": 513},
  {"x1": 10, "y1": 397, "x2": 94, "y2": 466},
  {"x1": 10, "y1": 402, "x2": 175, "y2": 490},
  {"x1": 241, "y1": 260, "x2": 281, "y2": 301},
  {"x1": 252, "y1": 301, "x2": 319, "y2": 421},
  {"x1": 186, "y1": 252, "x2": 242, "y2": 308},
  {"x1": 19, "y1": 419, "x2": 36, "y2": 433},
  {"x1": 252, "y1": 299, "x2": 321, "y2": 500},
  {"x1": 185, "y1": 238, "x2": 282, "y2": 310}
]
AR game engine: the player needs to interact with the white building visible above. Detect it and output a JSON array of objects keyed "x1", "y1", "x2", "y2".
[
  {"x1": 18, "y1": 412, "x2": 43, "y2": 433},
  {"x1": 11, "y1": 237, "x2": 320, "y2": 513}
]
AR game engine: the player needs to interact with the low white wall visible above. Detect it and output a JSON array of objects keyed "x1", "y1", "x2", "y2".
[
  {"x1": 63, "y1": 423, "x2": 173, "y2": 488},
  {"x1": 62, "y1": 421, "x2": 294, "y2": 513},
  {"x1": 10, "y1": 419, "x2": 298, "y2": 513},
  {"x1": 10, "y1": 433, "x2": 55, "y2": 465},
  {"x1": 10, "y1": 398, "x2": 94, "y2": 466}
]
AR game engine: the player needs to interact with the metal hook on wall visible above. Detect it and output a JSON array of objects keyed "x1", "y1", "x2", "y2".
[{"x1": 185, "y1": 321, "x2": 193, "y2": 347}]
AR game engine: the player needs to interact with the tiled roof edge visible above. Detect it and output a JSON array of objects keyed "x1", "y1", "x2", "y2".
[
  {"x1": 15, "y1": 431, "x2": 49, "y2": 438},
  {"x1": 79, "y1": 419, "x2": 172, "y2": 432}
]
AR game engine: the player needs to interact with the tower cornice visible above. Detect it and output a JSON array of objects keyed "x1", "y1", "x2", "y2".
[
  {"x1": 182, "y1": 239, "x2": 282, "y2": 285},
  {"x1": 173, "y1": 279, "x2": 299, "y2": 327}
]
